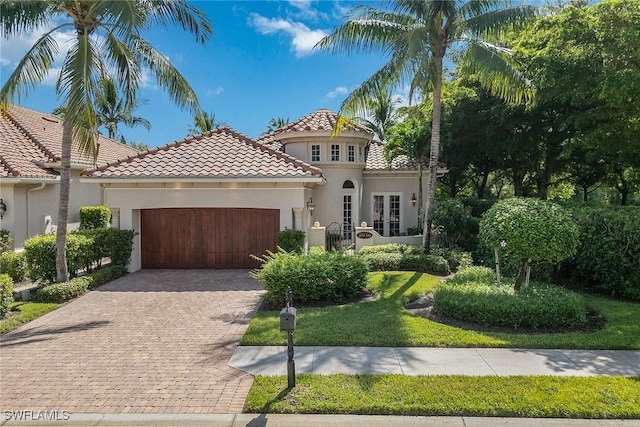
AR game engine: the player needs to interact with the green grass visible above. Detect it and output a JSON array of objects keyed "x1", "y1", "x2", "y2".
[
  {"x1": 0, "y1": 301, "x2": 59, "y2": 334},
  {"x1": 242, "y1": 271, "x2": 640, "y2": 349},
  {"x1": 244, "y1": 374, "x2": 640, "y2": 418}
]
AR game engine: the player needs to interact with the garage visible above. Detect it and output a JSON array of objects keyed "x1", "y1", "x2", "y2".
[{"x1": 141, "y1": 208, "x2": 279, "y2": 269}]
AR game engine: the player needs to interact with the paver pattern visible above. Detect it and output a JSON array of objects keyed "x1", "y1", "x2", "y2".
[{"x1": 0, "y1": 270, "x2": 264, "y2": 414}]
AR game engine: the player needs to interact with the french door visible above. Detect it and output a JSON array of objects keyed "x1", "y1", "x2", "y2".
[{"x1": 372, "y1": 194, "x2": 401, "y2": 236}]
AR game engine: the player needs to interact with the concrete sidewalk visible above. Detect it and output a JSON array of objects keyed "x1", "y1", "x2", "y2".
[{"x1": 229, "y1": 346, "x2": 640, "y2": 377}]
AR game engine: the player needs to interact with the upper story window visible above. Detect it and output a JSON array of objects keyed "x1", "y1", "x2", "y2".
[
  {"x1": 311, "y1": 144, "x2": 320, "y2": 162},
  {"x1": 359, "y1": 146, "x2": 364, "y2": 162},
  {"x1": 331, "y1": 144, "x2": 340, "y2": 161},
  {"x1": 348, "y1": 145, "x2": 355, "y2": 162}
]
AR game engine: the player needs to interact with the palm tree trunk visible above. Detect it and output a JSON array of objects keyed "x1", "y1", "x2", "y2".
[
  {"x1": 55, "y1": 119, "x2": 72, "y2": 283},
  {"x1": 417, "y1": 160, "x2": 423, "y2": 231},
  {"x1": 422, "y1": 54, "x2": 444, "y2": 254}
]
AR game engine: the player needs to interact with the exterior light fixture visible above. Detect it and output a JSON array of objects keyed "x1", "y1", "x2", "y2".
[
  {"x1": 0, "y1": 199, "x2": 6, "y2": 219},
  {"x1": 411, "y1": 193, "x2": 417, "y2": 206},
  {"x1": 307, "y1": 197, "x2": 315, "y2": 215}
]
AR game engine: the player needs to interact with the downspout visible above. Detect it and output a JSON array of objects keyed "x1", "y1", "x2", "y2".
[{"x1": 26, "y1": 183, "x2": 47, "y2": 237}]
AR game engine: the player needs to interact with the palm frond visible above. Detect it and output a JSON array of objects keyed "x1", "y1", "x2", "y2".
[
  {"x1": 464, "y1": 4, "x2": 538, "y2": 39},
  {"x1": 0, "y1": 29, "x2": 59, "y2": 103},
  {"x1": 0, "y1": 0, "x2": 50, "y2": 37},
  {"x1": 101, "y1": 31, "x2": 140, "y2": 106},
  {"x1": 132, "y1": 35, "x2": 200, "y2": 115},
  {"x1": 146, "y1": 0, "x2": 212, "y2": 44}
]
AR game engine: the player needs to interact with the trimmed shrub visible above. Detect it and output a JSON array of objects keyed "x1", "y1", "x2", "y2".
[
  {"x1": 36, "y1": 276, "x2": 92, "y2": 303},
  {"x1": 24, "y1": 234, "x2": 91, "y2": 283},
  {"x1": 447, "y1": 266, "x2": 496, "y2": 285},
  {"x1": 358, "y1": 244, "x2": 422, "y2": 255},
  {"x1": 433, "y1": 198, "x2": 479, "y2": 251},
  {"x1": 479, "y1": 198, "x2": 579, "y2": 289},
  {"x1": 74, "y1": 228, "x2": 110, "y2": 271},
  {"x1": 360, "y1": 252, "x2": 450, "y2": 275},
  {"x1": 86, "y1": 264, "x2": 128, "y2": 289},
  {"x1": 433, "y1": 281, "x2": 587, "y2": 330},
  {"x1": 567, "y1": 206, "x2": 640, "y2": 301},
  {"x1": 0, "y1": 251, "x2": 28, "y2": 283},
  {"x1": 107, "y1": 229, "x2": 135, "y2": 266},
  {"x1": 79, "y1": 205, "x2": 111, "y2": 229},
  {"x1": 277, "y1": 229, "x2": 305, "y2": 254},
  {"x1": 252, "y1": 250, "x2": 368, "y2": 306},
  {"x1": 0, "y1": 273, "x2": 14, "y2": 318},
  {"x1": 0, "y1": 229, "x2": 12, "y2": 253}
]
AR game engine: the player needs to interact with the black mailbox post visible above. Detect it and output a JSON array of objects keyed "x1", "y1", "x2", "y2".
[{"x1": 280, "y1": 286, "x2": 296, "y2": 388}]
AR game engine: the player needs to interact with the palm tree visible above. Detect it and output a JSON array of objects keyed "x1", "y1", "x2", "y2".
[
  {"x1": 95, "y1": 76, "x2": 151, "y2": 144},
  {"x1": 357, "y1": 85, "x2": 401, "y2": 142},
  {"x1": 317, "y1": 0, "x2": 536, "y2": 252},
  {"x1": 266, "y1": 116, "x2": 290, "y2": 133},
  {"x1": 188, "y1": 110, "x2": 220, "y2": 135},
  {"x1": 1, "y1": 0, "x2": 211, "y2": 282}
]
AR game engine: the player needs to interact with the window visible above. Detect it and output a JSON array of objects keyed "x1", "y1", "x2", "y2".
[
  {"x1": 348, "y1": 145, "x2": 355, "y2": 162},
  {"x1": 311, "y1": 144, "x2": 320, "y2": 162},
  {"x1": 331, "y1": 144, "x2": 340, "y2": 161},
  {"x1": 359, "y1": 146, "x2": 364, "y2": 162}
]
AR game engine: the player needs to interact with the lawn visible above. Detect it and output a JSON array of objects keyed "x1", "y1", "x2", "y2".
[
  {"x1": 242, "y1": 271, "x2": 640, "y2": 349},
  {"x1": 0, "y1": 301, "x2": 59, "y2": 335},
  {"x1": 244, "y1": 374, "x2": 640, "y2": 418}
]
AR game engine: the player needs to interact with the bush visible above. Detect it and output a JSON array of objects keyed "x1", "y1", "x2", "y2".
[
  {"x1": 433, "y1": 281, "x2": 587, "y2": 330},
  {"x1": 0, "y1": 229, "x2": 12, "y2": 253},
  {"x1": 107, "y1": 229, "x2": 136, "y2": 266},
  {"x1": 74, "y1": 228, "x2": 110, "y2": 271},
  {"x1": 24, "y1": 234, "x2": 92, "y2": 283},
  {"x1": 360, "y1": 252, "x2": 450, "y2": 275},
  {"x1": 79, "y1": 205, "x2": 111, "y2": 229},
  {"x1": 86, "y1": 264, "x2": 128, "y2": 289},
  {"x1": 0, "y1": 251, "x2": 28, "y2": 283},
  {"x1": 252, "y1": 250, "x2": 368, "y2": 306},
  {"x1": 433, "y1": 198, "x2": 479, "y2": 251},
  {"x1": 36, "y1": 276, "x2": 92, "y2": 303},
  {"x1": 430, "y1": 247, "x2": 473, "y2": 272},
  {"x1": 0, "y1": 273, "x2": 14, "y2": 318},
  {"x1": 277, "y1": 229, "x2": 305, "y2": 254},
  {"x1": 479, "y1": 198, "x2": 579, "y2": 289},
  {"x1": 566, "y1": 206, "x2": 640, "y2": 301},
  {"x1": 358, "y1": 244, "x2": 422, "y2": 255},
  {"x1": 447, "y1": 266, "x2": 496, "y2": 285}
]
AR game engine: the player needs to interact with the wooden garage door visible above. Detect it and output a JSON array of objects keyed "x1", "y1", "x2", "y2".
[{"x1": 141, "y1": 208, "x2": 279, "y2": 269}]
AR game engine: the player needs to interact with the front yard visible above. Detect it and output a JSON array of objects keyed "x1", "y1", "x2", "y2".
[{"x1": 242, "y1": 271, "x2": 640, "y2": 349}]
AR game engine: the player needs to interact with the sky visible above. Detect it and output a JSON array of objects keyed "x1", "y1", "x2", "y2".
[{"x1": 0, "y1": 1, "x2": 399, "y2": 146}]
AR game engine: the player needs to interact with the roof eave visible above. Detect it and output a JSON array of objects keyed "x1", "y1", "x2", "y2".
[{"x1": 79, "y1": 176, "x2": 326, "y2": 184}]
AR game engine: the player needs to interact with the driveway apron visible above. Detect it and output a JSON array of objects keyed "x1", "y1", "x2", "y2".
[{"x1": 0, "y1": 270, "x2": 265, "y2": 414}]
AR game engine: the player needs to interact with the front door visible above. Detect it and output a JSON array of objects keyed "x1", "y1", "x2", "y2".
[{"x1": 372, "y1": 194, "x2": 401, "y2": 236}]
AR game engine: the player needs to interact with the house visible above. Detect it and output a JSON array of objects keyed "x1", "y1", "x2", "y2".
[
  {"x1": 0, "y1": 104, "x2": 139, "y2": 249},
  {"x1": 2, "y1": 105, "x2": 446, "y2": 271}
]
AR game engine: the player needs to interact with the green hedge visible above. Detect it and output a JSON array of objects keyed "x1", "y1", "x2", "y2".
[
  {"x1": 252, "y1": 250, "x2": 368, "y2": 306},
  {"x1": 0, "y1": 229, "x2": 12, "y2": 253},
  {"x1": 0, "y1": 251, "x2": 27, "y2": 283},
  {"x1": 360, "y1": 252, "x2": 450, "y2": 275},
  {"x1": 79, "y1": 205, "x2": 111, "y2": 229},
  {"x1": 358, "y1": 244, "x2": 422, "y2": 255},
  {"x1": 107, "y1": 229, "x2": 136, "y2": 266},
  {"x1": 24, "y1": 234, "x2": 91, "y2": 283},
  {"x1": 567, "y1": 206, "x2": 640, "y2": 301},
  {"x1": 447, "y1": 266, "x2": 496, "y2": 285},
  {"x1": 0, "y1": 273, "x2": 14, "y2": 318},
  {"x1": 277, "y1": 229, "x2": 305, "y2": 254},
  {"x1": 36, "y1": 265, "x2": 128, "y2": 303},
  {"x1": 433, "y1": 282, "x2": 587, "y2": 330}
]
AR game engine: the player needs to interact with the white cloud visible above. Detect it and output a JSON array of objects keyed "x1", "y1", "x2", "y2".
[
  {"x1": 332, "y1": 1, "x2": 353, "y2": 20},
  {"x1": 206, "y1": 86, "x2": 224, "y2": 97},
  {"x1": 248, "y1": 13, "x2": 327, "y2": 58},
  {"x1": 325, "y1": 86, "x2": 349, "y2": 99},
  {"x1": 287, "y1": 0, "x2": 328, "y2": 21}
]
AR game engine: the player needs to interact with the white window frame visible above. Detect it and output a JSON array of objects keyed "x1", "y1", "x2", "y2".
[
  {"x1": 311, "y1": 144, "x2": 321, "y2": 162},
  {"x1": 331, "y1": 144, "x2": 340, "y2": 161}
]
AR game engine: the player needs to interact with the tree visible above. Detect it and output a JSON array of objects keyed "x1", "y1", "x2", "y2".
[
  {"x1": 265, "y1": 116, "x2": 290, "y2": 133},
  {"x1": 356, "y1": 85, "x2": 400, "y2": 142},
  {"x1": 479, "y1": 198, "x2": 579, "y2": 290},
  {"x1": 189, "y1": 110, "x2": 221, "y2": 135},
  {"x1": 94, "y1": 76, "x2": 151, "y2": 144},
  {"x1": 317, "y1": 0, "x2": 536, "y2": 253},
  {"x1": 1, "y1": 0, "x2": 211, "y2": 282}
]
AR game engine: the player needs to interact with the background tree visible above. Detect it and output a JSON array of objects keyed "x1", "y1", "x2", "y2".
[
  {"x1": 189, "y1": 110, "x2": 221, "y2": 135},
  {"x1": 356, "y1": 85, "x2": 400, "y2": 142},
  {"x1": 317, "y1": 0, "x2": 536, "y2": 253},
  {"x1": 265, "y1": 116, "x2": 290, "y2": 133},
  {"x1": 1, "y1": 0, "x2": 211, "y2": 282}
]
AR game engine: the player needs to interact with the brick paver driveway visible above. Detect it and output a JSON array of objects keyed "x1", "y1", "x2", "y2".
[{"x1": 0, "y1": 270, "x2": 265, "y2": 414}]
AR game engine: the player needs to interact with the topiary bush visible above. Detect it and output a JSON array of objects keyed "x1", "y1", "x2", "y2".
[
  {"x1": 0, "y1": 273, "x2": 14, "y2": 318},
  {"x1": 0, "y1": 229, "x2": 12, "y2": 253},
  {"x1": 79, "y1": 205, "x2": 111, "y2": 229},
  {"x1": 433, "y1": 281, "x2": 587, "y2": 330},
  {"x1": 277, "y1": 229, "x2": 305, "y2": 254},
  {"x1": 0, "y1": 251, "x2": 28, "y2": 283},
  {"x1": 479, "y1": 198, "x2": 579, "y2": 289},
  {"x1": 566, "y1": 206, "x2": 640, "y2": 301},
  {"x1": 252, "y1": 250, "x2": 368, "y2": 306}
]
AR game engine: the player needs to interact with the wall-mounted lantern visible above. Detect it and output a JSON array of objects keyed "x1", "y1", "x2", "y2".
[
  {"x1": 411, "y1": 193, "x2": 417, "y2": 207},
  {"x1": 0, "y1": 199, "x2": 6, "y2": 219},
  {"x1": 307, "y1": 197, "x2": 315, "y2": 216}
]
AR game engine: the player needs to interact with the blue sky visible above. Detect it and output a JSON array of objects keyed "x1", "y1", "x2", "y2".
[{"x1": 1, "y1": 1, "x2": 397, "y2": 146}]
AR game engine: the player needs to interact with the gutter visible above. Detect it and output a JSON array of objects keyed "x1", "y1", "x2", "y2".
[{"x1": 26, "y1": 183, "x2": 47, "y2": 237}]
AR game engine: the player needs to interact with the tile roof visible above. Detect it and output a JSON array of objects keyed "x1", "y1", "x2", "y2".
[
  {"x1": 1, "y1": 104, "x2": 139, "y2": 179},
  {"x1": 83, "y1": 126, "x2": 324, "y2": 179},
  {"x1": 261, "y1": 108, "x2": 374, "y2": 138},
  {"x1": 365, "y1": 141, "x2": 448, "y2": 172}
]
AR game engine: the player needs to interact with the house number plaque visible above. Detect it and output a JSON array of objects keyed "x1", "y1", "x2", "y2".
[{"x1": 356, "y1": 231, "x2": 373, "y2": 239}]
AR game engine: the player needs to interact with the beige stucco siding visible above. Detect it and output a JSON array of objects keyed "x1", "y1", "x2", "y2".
[{"x1": 362, "y1": 174, "x2": 425, "y2": 233}]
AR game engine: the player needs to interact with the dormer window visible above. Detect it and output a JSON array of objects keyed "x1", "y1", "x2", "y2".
[
  {"x1": 331, "y1": 144, "x2": 340, "y2": 161},
  {"x1": 311, "y1": 144, "x2": 320, "y2": 162},
  {"x1": 348, "y1": 145, "x2": 355, "y2": 162}
]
